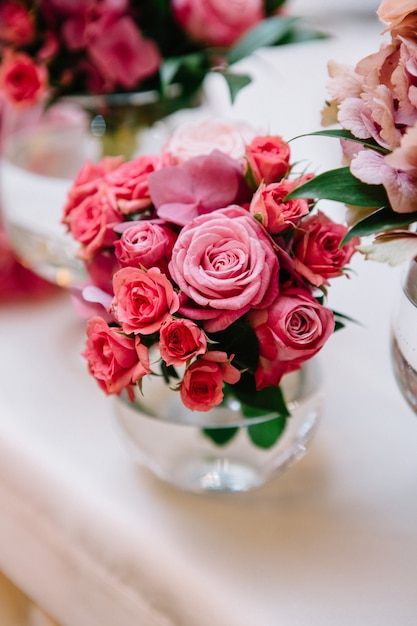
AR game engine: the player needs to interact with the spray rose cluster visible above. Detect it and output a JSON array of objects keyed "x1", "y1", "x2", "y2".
[
  {"x1": 63, "y1": 118, "x2": 357, "y2": 415},
  {"x1": 290, "y1": 0, "x2": 417, "y2": 267},
  {"x1": 0, "y1": 0, "x2": 304, "y2": 110}
]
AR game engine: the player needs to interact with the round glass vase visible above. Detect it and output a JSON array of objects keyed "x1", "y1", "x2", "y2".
[
  {"x1": 0, "y1": 89, "x2": 203, "y2": 288},
  {"x1": 114, "y1": 359, "x2": 324, "y2": 494},
  {"x1": 391, "y1": 258, "x2": 417, "y2": 413}
]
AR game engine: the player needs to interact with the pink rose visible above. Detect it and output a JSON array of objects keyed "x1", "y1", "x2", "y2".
[
  {"x1": 245, "y1": 135, "x2": 291, "y2": 185},
  {"x1": 169, "y1": 205, "x2": 279, "y2": 332},
  {"x1": 114, "y1": 221, "x2": 177, "y2": 272},
  {"x1": 159, "y1": 318, "x2": 207, "y2": 367},
  {"x1": 172, "y1": 0, "x2": 263, "y2": 47},
  {"x1": 293, "y1": 211, "x2": 358, "y2": 287},
  {"x1": 67, "y1": 184, "x2": 123, "y2": 261},
  {"x1": 83, "y1": 316, "x2": 151, "y2": 399},
  {"x1": 249, "y1": 288, "x2": 334, "y2": 388},
  {"x1": 0, "y1": 3, "x2": 34, "y2": 46},
  {"x1": 63, "y1": 156, "x2": 123, "y2": 223},
  {"x1": 249, "y1": 179, "x2": 310, "y2": 235},
  {"x1": 111, "y1": 266, "x2": 180, "y2": 335},
  {"x1": 180, "y1": 351, "x2": 241, "y2": 411},
  {"x1": 86, "y1": 14, "x2": 161, "y2": 90},
  {"x1": 106, "y1": 155, "x2": 159, "y2": 215},
  {"x1": 0, "y1": 50, "x2": 48, "y2": 107},
  {"x1": 163, "y1": 118, "x2": 256, "y2": 165}
]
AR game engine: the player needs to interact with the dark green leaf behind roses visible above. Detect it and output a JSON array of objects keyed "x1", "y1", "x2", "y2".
[
  {"x1": 286, "y1": 167, "x2": 389, "y2": 208},
  {"x1": 343, "y1": 206, "x2": 417, "y2": 242}
]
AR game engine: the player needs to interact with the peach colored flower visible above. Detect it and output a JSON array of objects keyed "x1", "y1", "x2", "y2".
[{"x1": 377, "y1": 0, "x2": 417, "y2": 31}]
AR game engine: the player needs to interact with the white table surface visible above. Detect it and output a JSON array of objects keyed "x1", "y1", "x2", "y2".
[{"x1": 2, "y1": 10, "x2": 417, "y2": 626}]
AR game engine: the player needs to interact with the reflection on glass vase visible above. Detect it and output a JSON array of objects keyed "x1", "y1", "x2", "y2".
[
  {"x1": 114, "y1": 359, "x2": 323, "y2": 494},
  {"x1": 0, "y1": 89, "x2": 203, "y2": 288},
  {"x1": 391, "y1": 259, "x2": 417, "y2": 414}
]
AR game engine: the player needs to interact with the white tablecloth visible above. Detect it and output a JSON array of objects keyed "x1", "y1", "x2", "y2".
[{"x1": 2, "y1": 9, "x2": 417, "y2": 626}]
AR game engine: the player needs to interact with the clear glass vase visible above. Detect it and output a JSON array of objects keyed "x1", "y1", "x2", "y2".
[
  {"x1": 114, "y1": 359, "x2": 324, "y2": 493},
  {"x1": 0, "y1": 89, "x2": 203, "y2": 288},
  {"x1": 391, "y1": 259, "x2": 417, "y2": 413}
]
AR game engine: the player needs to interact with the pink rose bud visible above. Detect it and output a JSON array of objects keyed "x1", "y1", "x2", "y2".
[
  {"x1": 159, "y1": 318, "x2": 207, "y2": 367},
  {"x1": 245, "y1": 135, "x2": 291, "y2": 186}
]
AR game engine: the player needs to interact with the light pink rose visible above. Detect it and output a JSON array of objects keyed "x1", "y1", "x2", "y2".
[
  {"x1": 249, "y1": 178, "x2": 310, "y2": 235},
  {"x1": 163, "y1": 118, "x2": 256, "y2": 165},
  {"x1": 245, "y1": 135, "x2": 291, "y2": 185},
  {"x1": 67, "y1": 184, "x2": 123, "y2": 261},
  {"x1": 180, "y1": 351, "x2": 240, "y2": 411},
  {"x1": 0, "y1": 50, "x2": 48, "y2": 107},
  {"x1": 0, "y1": 2, "x2": 34, "y2": 46},
  {"x1": 82, "y1": 316, "x2": 151, "y2": 400},
  {"x1": 172, "y1": 0, "x2": 263, "y2": 47},
  {"x1": 111, "y1": 266, "x2": 180, "y2": 335},
  {"x1": 293, "y1": 211, "x2": 358, "y2": 287},
  {"x1": 249, "y1": 288, "x2": 334, "y2": 388},
  {"x1": 106, "y1": 155, "x2": 159, "y2": 214},
  {"x1": 159, "y1": 318, "x2": 207, "y2": 367},
  {"x1": 114, "y1": 221, "x2": 177, "y2": 272},
  {"x1": 169, "y1": 205, "x2": 279, "y2": 332}
]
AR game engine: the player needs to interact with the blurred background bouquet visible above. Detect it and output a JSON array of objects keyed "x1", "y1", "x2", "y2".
[{"x1": 0, "y1": 0, "x2": 322, "y2": 110}]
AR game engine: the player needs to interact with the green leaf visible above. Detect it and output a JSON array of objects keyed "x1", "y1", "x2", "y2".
[
  {"x1": 209, "y1": 320, "x2": 260, "y2": 374},
  {"x1": 226, "y1": 16, "x2": 299, "y2": 65},
  {"x1": 160, "y1": 361, "x2": 179, "y2": 384},
  {"x1": 344, "y1": 206, "x2": 417, "y2": 242},
  {"x1": 203, "y1": 426, "x2": 239, "y2": 446},
  {"x1": 286, "y1": 167, "x2": 389, "y2": 207},
  {"x1": 159, "y1": 53, "x2": 206, "y2": 93},
  {"x1": 290, "y1": 129, "x2": 390, "y2": 154},
  {"x1": 234, "y1": 384, "x2": 290, "y2": 418},
  {"x1": 220, "y1": 71, "x2": 252, "y2": 103},
  {"x1": 265, "y1": 0, "x2": 287, "y2": 13},
  {"x1": 248, "y1": 416, "x2": 287, "y2": 449}
]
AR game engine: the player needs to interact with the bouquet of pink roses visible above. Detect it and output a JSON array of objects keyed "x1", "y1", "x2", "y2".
[
  {"x1": 63, "y1": 117, "x2": 357, "y2": 448},
  {"x1": 0, "y1": 0, "x2": 322, "y2": 110},
  {"x1": 287, "y1": 0, "x2": 417, "y2": 267}
]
